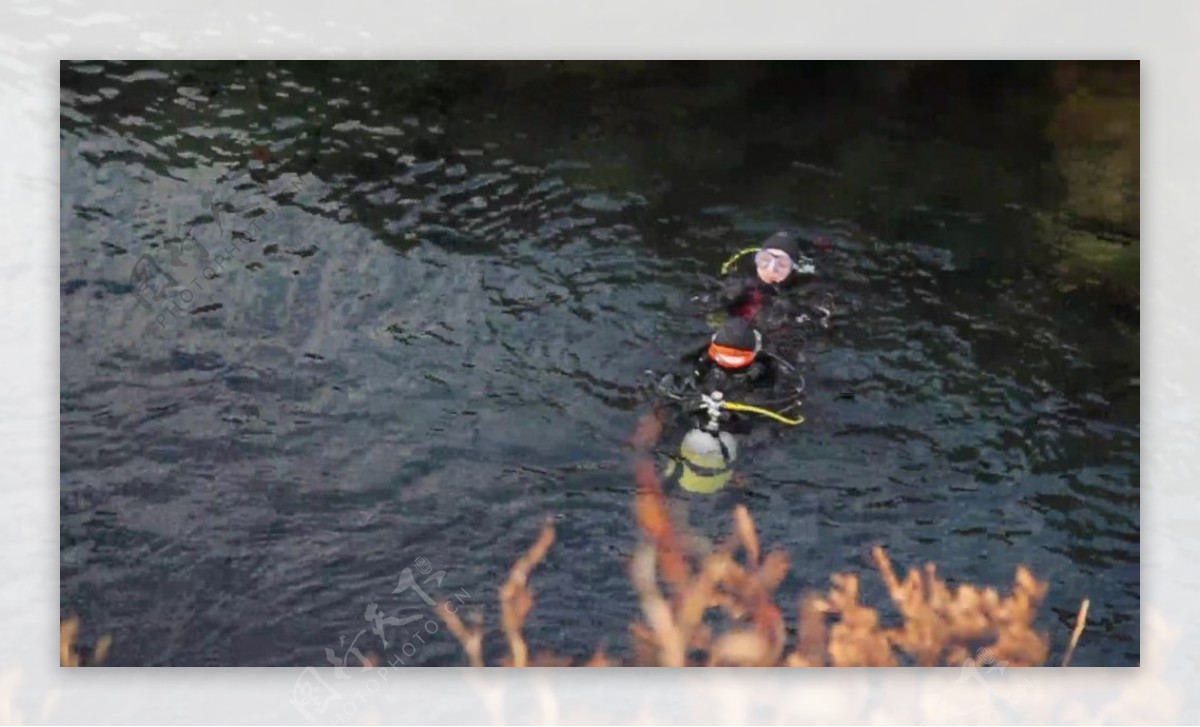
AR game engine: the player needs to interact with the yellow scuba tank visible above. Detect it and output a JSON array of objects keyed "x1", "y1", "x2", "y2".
[{"x1": 663, "y1": 427, "x2": 739, "y2": 494}]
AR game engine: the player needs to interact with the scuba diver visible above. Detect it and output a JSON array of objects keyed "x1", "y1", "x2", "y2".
[
  {"x1": 685, "y1": 317, "x2": 805, "y2": 431},
  {"x1": 654, "y1": 317, "x2": 805, "y2": 495},
  {"x1": 705, "y1": 230, "x2": 833, "y2": 335},
  {"x1": 687, "y1": 316, "x2": 775, "y2": 411}
]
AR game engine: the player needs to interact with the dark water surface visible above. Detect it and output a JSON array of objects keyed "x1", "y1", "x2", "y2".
[{"x1": 60, "y1": 61, "x2": 1139, "y2": 666}]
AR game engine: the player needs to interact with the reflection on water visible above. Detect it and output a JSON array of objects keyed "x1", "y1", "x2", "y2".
[{"x1": 59, "y1": 61, "x2": 1138, "y2": 666}]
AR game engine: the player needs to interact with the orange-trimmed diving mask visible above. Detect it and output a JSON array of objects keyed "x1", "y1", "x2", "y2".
[{"x1": 707, "y1": 329, "x2": 762, "y2": 369}]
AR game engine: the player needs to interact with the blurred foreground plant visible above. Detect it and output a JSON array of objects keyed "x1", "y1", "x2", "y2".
[
  {"x1": 60, "y1": 616, "x2": 110, "y2": 667},
  {"x1": 439, "y1": 409, "x2": 1088, "y2": 667}
]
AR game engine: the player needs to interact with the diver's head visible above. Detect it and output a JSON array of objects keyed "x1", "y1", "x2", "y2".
[
  {"x1": 755, "y1": 231, "x2": 801, "y2": 284},
  {"x1": 707, "y1": 317, "x2": 762, "y2": 370}
]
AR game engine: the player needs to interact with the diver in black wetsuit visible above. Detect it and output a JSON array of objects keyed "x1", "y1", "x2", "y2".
[
  {"x1": 654, "y1": 317, "x2": 803, "y2": 495},
  {"x1": 668, "y1": 317, "x2": 807, "y2": 435},
  {"x1": 706, "y1": 230, "x2": 833, "y2": 335},
  {"x1": 688, "y1": 317, "x2": 775, "y2": 396}
]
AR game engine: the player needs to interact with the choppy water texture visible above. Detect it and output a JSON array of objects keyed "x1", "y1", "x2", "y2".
[{"x1": 60, "y1": 61, "x2": 1139, "y2": 666}]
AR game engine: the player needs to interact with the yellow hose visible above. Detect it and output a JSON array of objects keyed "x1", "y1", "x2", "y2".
[
  {"x1": 723, "y1": 400, "x2": 804, "y2": 426},
  {"x1": 719, "y1": 246, "x2": 761, "y2": 276}
]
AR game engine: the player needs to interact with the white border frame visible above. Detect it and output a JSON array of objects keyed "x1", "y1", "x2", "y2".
[{"x1": 5, "y1": 0, "x2": 1197, "y2": 723}]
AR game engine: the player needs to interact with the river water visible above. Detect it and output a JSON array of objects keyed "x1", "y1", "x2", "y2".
[{"x1": 60, "y1": 61, "x2": 1138, "y2": 666}]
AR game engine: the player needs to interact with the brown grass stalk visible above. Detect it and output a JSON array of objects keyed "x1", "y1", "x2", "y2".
[
  {"x1": 438, "y1": 600, "x2": 484, "y2": 667},
  {"x1": 498, "y1": 516, "x2": 556, "y2": 667},
  {"x1": 1062, "y1": 598, "x2": 1090, "y2": 667}
]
